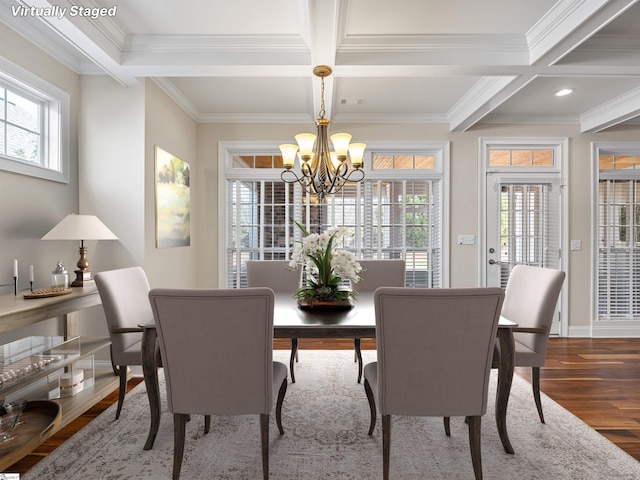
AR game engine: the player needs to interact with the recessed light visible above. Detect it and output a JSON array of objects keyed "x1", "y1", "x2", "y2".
[{"x1": 555, "y1": 88, "x2": 574, "y2": 97}]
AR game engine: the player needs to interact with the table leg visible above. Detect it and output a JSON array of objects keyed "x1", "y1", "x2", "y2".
[
  {"x1": 290, "y1": 338, "x2": 298, "y2": 383},
  {"x1": 496, "y1": 328, "x2": 515, "y2": 455},
  {"x1": 142, "y1": 327, "x2": 161, "y2": 450}
]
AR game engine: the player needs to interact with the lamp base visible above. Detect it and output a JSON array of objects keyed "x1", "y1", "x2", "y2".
[{"x1": 71, "y1": 270, "x2": 94, "y2": 287}]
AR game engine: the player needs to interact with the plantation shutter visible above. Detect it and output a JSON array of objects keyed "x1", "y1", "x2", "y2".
[
  {"x1": 225, "y1": 178, "x2": 442, "y2": 289},
  {"x1": 497, "y1": 182, "x2": 560, "y2": 288},
  {"x1": 597, "y1": 179, "x2": 640, "y2": 319}
]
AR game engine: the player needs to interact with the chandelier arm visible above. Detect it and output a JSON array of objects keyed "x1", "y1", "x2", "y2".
[
  {"x1": 281, "y1": 169, "x2": 305, "y2": 185},
  {"x1": 341, "y1": 168, "x2": 366, "y2": 183},
  {"x1": 281, "y1": 170, "x2": 322, "y2": 198},
  {"x1": 333, "y1": 161, "x2": 349, "y2": 181}
]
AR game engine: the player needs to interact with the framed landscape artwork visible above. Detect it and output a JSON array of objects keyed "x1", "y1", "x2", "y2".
[{"x1": 155, "y1": 146, "x2": 191, "y2": 248}]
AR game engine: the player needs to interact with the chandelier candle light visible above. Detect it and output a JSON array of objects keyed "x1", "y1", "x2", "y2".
[{"x1": 280, "y1": 65, "x2": 366, "y2": 202}]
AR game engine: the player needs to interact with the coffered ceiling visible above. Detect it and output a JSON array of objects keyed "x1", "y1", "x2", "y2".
[{"x1": 2, "y1": 0, "x2": 640, "y2": 131}]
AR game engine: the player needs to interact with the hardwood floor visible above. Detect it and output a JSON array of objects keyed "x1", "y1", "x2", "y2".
[{"x1": 7, "y1": 337, "x2": 640, "y2": 474}]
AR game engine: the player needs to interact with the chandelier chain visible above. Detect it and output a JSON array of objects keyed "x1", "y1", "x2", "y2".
[{"x1": 319, "y1": 76, "x2": 326, "y2": 119}]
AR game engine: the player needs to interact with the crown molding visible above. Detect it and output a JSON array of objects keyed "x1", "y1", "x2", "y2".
[
  {"x1": 198, "y1": 113, "x2": 312, "y2": 124},
  {"x1": 481, "y1": 113, "x2": 578, "y2": 125},
  {"x1": 332, "y1": 113, "x2": 448, "y2": 124}
]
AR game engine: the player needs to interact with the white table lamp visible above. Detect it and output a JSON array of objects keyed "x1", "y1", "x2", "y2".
[{"x1": 42, "y1": 214, "x2": 118, "y2": 287}]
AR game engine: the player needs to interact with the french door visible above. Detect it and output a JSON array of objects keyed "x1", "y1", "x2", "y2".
[{"x1": 485, "y1": 175, "x2": 563, "y2": 334}]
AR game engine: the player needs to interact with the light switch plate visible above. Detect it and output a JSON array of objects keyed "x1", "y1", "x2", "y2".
[
  {"x1": 457, "y1": 234, "x2": 476, "y2": 245},
  {"x1": 570, "y1": 240, "x2": 582, "y2": 251}
]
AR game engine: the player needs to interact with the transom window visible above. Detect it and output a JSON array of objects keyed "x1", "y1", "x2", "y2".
[
  {"x1": 220, "y1": 142, "x2": 449, "y2": 290},
  {"x1": 599, "y1": 154, "x2": 640, "y2": 170},
  {"x1": 0, "y1": 56, "x2": 69, "y2": 183},
  {"x1": 372, "y1": 154, "x2": 435, "y2": 170},
  {"x1": 489, "y1": 149, "x2": 554, "y2": 167}
]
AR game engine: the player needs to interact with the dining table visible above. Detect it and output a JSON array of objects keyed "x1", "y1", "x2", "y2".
[{"x1": 139, "y1": 291, "x2": 519, "y2": 454}]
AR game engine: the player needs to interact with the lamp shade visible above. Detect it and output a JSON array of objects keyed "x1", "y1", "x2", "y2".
[{"x1": 42, "y1": 214, "x2": 118, "y2": 240}]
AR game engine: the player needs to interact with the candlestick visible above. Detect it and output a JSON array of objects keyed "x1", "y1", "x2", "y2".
[{"x1": 13, "y1": 276, "x2": 18, "y2": 296}]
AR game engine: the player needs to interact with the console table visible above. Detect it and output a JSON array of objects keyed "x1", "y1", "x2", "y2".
[{"x1": 0, "y1": 286, "x2": 119, "y2": 468}]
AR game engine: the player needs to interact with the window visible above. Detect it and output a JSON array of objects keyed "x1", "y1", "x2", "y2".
[
  {"x1": 0, "y1": 56, "x2": 69, "y2": 183},
  {"x1": 220, "y1": 142, "x2": 449, "y2": 289},
  {"x1": 596, "y1": 148, "x2": 640, "y2": 321}
]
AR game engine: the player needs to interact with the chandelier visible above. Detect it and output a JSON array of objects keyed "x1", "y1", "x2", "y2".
[{"x1": 279, "y1": 65, "x2": 365, "y2": 202}]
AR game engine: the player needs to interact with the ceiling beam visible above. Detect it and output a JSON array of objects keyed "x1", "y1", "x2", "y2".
[
  {"x1": 448, "y1": 76, "x2": 528, "y2": 131},
  {"x1": 526, "y1": 0, "x2": 635, "y2": 65},
  {"x1": 15, "y1": 0, "x2": 139, "y2": 86},
  {"x1": 581, "y1": 86, "x2": 640, "y2": 132},
  {"x1": 299, "y1": 0, "x2": 340, "y2": 120}
]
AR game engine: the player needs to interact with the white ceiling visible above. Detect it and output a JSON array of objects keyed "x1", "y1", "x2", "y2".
[{"x1": 2, "y1": 0, "x2": 640, "y2": 131}]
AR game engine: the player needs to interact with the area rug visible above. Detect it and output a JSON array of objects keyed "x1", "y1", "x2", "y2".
[{"x1": 23, "y1": 350, "x2": 640, "y2": 479}]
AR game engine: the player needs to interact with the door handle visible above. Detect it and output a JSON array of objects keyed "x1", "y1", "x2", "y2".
[{"x1": 488, "y1": 259, "x2": 499, "y2": 265}]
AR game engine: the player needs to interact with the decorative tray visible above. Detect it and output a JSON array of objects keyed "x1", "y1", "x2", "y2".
[
  {"x1": 0, "y1": 400, "x2": 62, "y2": 470},
  {"x1": 24, "y1": 288, "x2": 73, "y2": 299}
]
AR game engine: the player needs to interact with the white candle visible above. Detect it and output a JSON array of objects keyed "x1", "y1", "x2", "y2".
[
  {"x1": 30, "y1": 265, "x2": 34, "y2": 282},
  {"x1": 13, "y1": 259, "x2": 18, "y2": 277}
]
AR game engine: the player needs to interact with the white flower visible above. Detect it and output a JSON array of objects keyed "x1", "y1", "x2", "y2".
[
  {"x1": 289, "y1": 225, "x2": 362, "y2": 292},
  {"x1": 331, "y1": 249, "x2": 362, "y2": 283}
]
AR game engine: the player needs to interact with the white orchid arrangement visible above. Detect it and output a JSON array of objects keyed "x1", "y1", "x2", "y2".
[{"x1": 289, "y1": 221, "x2": 362, "y2": 301}]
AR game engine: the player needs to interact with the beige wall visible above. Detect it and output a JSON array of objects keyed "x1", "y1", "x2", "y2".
[
  {"x1": 143, "y1": 79, "x2": 198, "y2": 288},
  {"x1": 197, "y1": 121, "x2": 640, "y2": 334},
  {"x1": 76, "y1": 77, "x2": 199, "y2": 351},
  {"x1": 0, "y1": 28, "x2": 82, "y2": 343}
]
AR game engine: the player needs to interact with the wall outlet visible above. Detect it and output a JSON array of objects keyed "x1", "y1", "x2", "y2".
[{"x1": 457, "y1": 234, "x2": 476, "y2": 245}]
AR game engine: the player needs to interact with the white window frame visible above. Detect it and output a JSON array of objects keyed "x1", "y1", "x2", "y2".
[
  {"x1": 591, "y1": 142, "x2": 640, "y2": 337},
  {"x1": 218, "y1": 140, "x2": 450, "y2": 288},
  {"x1": 0, "y1": 55, "x2": 69, "y2": 183}
]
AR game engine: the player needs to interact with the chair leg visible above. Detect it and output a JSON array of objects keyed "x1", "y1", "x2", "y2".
[
  {"x1": 109, "y1": 345, "x2": 119, "y2": 376},
  {"x1": 204, "y1": 415, "x2": 211, "y2": 434},
  {"x1": 467, "y1": 415, "x2": 483, "y2": 480},
  {"x1": 173, "y1": 413, "x2": 187, "y2": 480},
  {"x1": 532, "y1": 366, "x2": 545, "y2": 423},
  {"x1": 115, "y1": 366, "x2": 128, "y2": 420},
  {"x1": 382, "y1": 415, "x2": 391, "y2": 480},
  {"x1": 354, "y1": 338, "x2": 363, "y2": 383},
  {"x1": 444, "y1": 417, "x2": 451, "y2": 436},
  {"x1": 260, "y1": 413, "x2": 269, "y2": 480},
  {"x1": 276, "y1": 378, "x2": 287, "y2": 434},
  {"x1": 289, "y1": 338, "x2": 298, "y2": 383},
  {"x1": 364, "y1": 378, "x2": 377, "y2": 435}
]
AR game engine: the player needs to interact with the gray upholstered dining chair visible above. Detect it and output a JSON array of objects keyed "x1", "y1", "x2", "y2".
[
  {"x1": 352, "y1": 259, "x2": 405, "y2": 383},
  {"x1": 94, "y1": 266, "x2": 152, "y2": 420},
  {"x1": 148, "y1": 287, "x2": 288, "y2": 480},
  {"x1": 246, "y1": 259, "x2": 302, "y2": 382},
  {"x1": 363, "y1": 287, "x2": 504, "y2": 480},
  {"x1": 496, "y1": 264, "x2": 565, "y2": 423}
]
